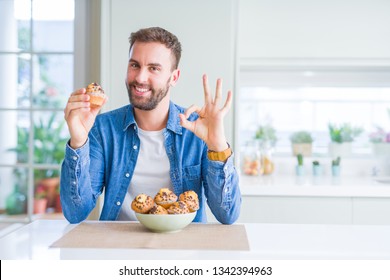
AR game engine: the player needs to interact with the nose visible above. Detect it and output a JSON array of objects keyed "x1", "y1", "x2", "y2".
[{"x1": 134, "y1": 67, "x2": 149, "y2": 84}]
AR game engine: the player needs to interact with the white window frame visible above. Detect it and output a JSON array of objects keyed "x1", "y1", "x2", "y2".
[{"x1": 0, "y1": 0, "x2": 89, "y2": 223}]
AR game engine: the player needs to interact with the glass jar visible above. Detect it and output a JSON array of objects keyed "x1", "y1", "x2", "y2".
[
  {"x1": 241, "y1": 141, "x2": 262, "y2": 176},
  {"x1": 259, "y1": 141, "x2": 275, "y2": 175}
]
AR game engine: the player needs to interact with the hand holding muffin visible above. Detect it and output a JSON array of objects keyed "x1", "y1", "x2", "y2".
[{"x1": 64, "y1": 82, "x2": 107, "y2": 149}]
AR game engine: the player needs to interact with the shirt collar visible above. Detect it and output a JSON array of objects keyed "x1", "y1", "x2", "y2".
[{"x1": 122, "y1": 101, "x2": 183, "y2": 135}]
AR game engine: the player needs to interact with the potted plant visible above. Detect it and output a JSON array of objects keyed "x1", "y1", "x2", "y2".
[
  {"x1": 328, "y1": 123, "x2": 363, "y2": 157},
  {"x1": 290, "y1": 130, "x2": 314, "y2": 156},
  {"x1": 255, "y1": 124, "x2": 277, "y2": 175},
  {"x1": 369, "y1": 126, "x2": 390, "y2": 156},
  {"x1": 9, "y1": 113, "x2": 68, "y2": 213},
  {"x1": 255, "y1": 124, "x2": 278, "y2": 148},
  {"x1": 312, "y1": 160, "x2": 322, "y2": 176},
  {"x1": 33, "y1": 185, "x2": 48, "y2": 214},
  {"x1": 331, "y1": 156, "x2": 341, "y2": 177},
  {"x1": 295, "y1": 153, "x2": 305, "y2": 176}
]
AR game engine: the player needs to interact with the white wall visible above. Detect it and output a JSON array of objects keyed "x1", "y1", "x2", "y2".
[
  {"x1": 101, "y1": 0, "x2": 237, "y2": 144},
  {"x1": 239, "y1": 0, "x2": 390, "y2": 62},
  {"x1": 101, "y1": 0, "x2": 390, "y2": 149}
]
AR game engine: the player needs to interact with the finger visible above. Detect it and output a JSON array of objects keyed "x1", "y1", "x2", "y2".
[
  {"x1": 64, "y1": 108, "x2": 91, "y2": 127},
  {"x1": 220, "y1": 90, "x2": 233, "y2": 115},
  {"x1": 64, "y1": 100, "x2": 90, "y2": 120},
  {"x1": 68, "y1": 93, "x2": 90, "y2": 103},
  {"x1": 203, "y1": 74, "x2": 212, "y2": 104},
  {"x1": 70, "y1": 88, "x2": 86, "y2": 96},
  {"x1": 65, "y1": 87, "x2": 92, "y2": 118},
  {"x1": 183, "y1": 104, "x2": 203, "y2": 119},
  {"x1": 179, "y1": 113, "x2": 196, "y2": 133},
  {"x1": 214, "y1": 78, "x2": 222, "y2": 105}
]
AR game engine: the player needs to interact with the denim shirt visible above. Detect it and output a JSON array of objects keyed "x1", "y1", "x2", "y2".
[{"x1": 60, "y1": 101, "x2": 241, "y2": 224}]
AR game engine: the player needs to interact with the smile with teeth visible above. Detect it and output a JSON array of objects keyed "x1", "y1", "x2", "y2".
[{"x1": 135, "y1": 86, "x2": 150, "y2": 93}]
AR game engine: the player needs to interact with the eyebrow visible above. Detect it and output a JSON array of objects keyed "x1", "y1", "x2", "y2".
[{"x1": 129, "y1": 59, "x2": 162, "y2": 68}]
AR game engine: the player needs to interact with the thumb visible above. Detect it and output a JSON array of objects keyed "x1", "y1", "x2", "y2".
[{"x1": 179, "y1": 113, "x2": 195, "y2": 133}]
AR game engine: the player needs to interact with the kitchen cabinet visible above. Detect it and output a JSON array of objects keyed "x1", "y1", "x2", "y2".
[
  {"x1": 207, "y1": 175, "x2": 390, "y2": 225},
  {"x1": 207, "y1": 196, "x2": 352, "y2": 224},
  {"x1": 353, "y1": 198, "x2": 390, "y2": 225},
  {"x1": 237, "y1": 196, "x2": 352, "y2": 224}
]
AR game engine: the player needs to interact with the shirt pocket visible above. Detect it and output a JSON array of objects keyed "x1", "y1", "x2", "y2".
[{"x1": 182, "y1": 164, "x2": 201, "y2": 191}]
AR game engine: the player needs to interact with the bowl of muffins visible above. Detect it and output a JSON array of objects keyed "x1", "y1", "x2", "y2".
[{"x1": 132, "y1": 188, "x2": 199, "y2": 233}]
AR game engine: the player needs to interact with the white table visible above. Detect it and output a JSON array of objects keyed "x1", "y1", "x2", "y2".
[{"x1": 0, "y1": 220, "x2": 390, "y2": 260}]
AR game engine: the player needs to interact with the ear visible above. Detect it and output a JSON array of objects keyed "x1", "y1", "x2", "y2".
[{"x1": 170, "y1": 69, "x2": 180, "y2": 87}]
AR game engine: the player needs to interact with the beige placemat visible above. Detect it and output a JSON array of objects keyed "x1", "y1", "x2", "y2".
[{"x1": 50, "y1": 222, "x2": 249, "y2": 251}]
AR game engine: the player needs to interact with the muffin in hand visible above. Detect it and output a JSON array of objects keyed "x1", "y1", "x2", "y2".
[{"x1": 86, "y1": 82, "x2": 106, "y2": 107}]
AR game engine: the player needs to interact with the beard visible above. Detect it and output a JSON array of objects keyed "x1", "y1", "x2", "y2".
[{"x1": 126, "y1": 78, "x2": 171, "y2": 111}]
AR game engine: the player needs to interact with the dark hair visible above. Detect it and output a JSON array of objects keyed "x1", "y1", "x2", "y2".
[{"x1": 129, "y1": 27, "x2": 182, "y2": 70}]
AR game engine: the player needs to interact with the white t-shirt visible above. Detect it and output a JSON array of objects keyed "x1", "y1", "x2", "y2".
[{"x1": 117, "y1": 127, "x2": 173, "y2": 220}]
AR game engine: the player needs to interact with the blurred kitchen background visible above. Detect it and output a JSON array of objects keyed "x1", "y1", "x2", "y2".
[{"x1": 1, "y1": 0, "x2": 390, "y2": 229}]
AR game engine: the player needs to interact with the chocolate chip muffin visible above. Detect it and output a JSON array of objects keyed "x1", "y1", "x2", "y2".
[
  {"x1": 149, "y1": 204, "x2": 168, "y2": 215},
  {"x1": 167, "y1": 201, "x2": 190, "y2": 214},
  {"x1": 154, "y1": 188, "x2": 177, "y2": 209},
  {"x1": 131, "y1": 194, "x2": 154, "y2": 214},
  {"x1": 179, "y1": 190, "x2": 199, "y2": 212},
  {"x1": 86, "y1": 82, "x2": 105, "y2": 107}
]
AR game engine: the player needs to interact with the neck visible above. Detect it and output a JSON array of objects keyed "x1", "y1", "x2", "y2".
[{"x1": 134, "y1": 97, "x2": 170, "y2": 131}]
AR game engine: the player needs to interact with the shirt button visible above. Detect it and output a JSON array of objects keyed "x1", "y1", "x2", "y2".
[
  {"x1": 125, "y1": 173, "x2": 130, "y2": 178},
  {"x1": 116, "y1": 201, "x2": 121, "y2": 206},
  {"x1": 72, "y1": 156, "x2": 78, "y2": 160},
  {"x1": 72, "y1": 181, "x2": 76, "y2": 185},
  {"x1": 133, "y1": 145, "x2": 137, "y2": 150}
]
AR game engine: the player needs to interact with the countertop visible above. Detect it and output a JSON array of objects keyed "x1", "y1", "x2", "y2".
[
  {"x1": 240, "y1": 175, "x2": 390, "y2": 198},
  {"x1": 1, "y1": 219, "x2": 390, "y2": 260}
]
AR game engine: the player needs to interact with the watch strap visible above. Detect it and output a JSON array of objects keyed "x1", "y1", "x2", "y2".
[{"x1": 207, "y1": 146, "x2": 232, "y2": 162}]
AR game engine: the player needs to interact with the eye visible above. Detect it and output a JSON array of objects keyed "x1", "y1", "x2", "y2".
[
  {"x1": 129, "y1": 62, "x2": 139, "y2": 69},
  {"x1": 150, "y1": 66, "x2": 160, "y2": 72}
]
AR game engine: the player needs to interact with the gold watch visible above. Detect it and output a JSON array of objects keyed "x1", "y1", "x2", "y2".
[{"x1": 207, "y1": 146, "x2": 232, "y2": 162}]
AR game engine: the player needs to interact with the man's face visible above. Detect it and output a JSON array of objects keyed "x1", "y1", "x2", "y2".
[{"x1": 125, "y1": 41, "x2": 179, "y2": 111}]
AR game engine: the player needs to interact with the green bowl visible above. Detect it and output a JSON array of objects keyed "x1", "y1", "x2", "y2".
[{"x1": 135, "y1": 212, "x2": 196, "y2": 233}]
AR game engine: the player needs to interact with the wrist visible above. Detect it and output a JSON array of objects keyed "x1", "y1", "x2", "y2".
[
  {"x1": 207, "y1": 142, "x2": 229, "y2": 152},
  {"x1": 208, "y1": 143, "x2": 232, "y2": 162},
  {"x1": 70, "y1": 138, "x2": 87, "y2": 149}
]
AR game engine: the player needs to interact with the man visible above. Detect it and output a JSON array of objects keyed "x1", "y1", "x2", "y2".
[{"x1": 61, "y1": 27, "x2": 241, "y2": 224}]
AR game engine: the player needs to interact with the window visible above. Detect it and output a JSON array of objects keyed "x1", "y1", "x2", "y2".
[
  {"x1": 238, "y1": 67, "x2": 390, "y2": 156},
  {"x1": 0, "y1": 0, "x2": 75, "y2": 220}
]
